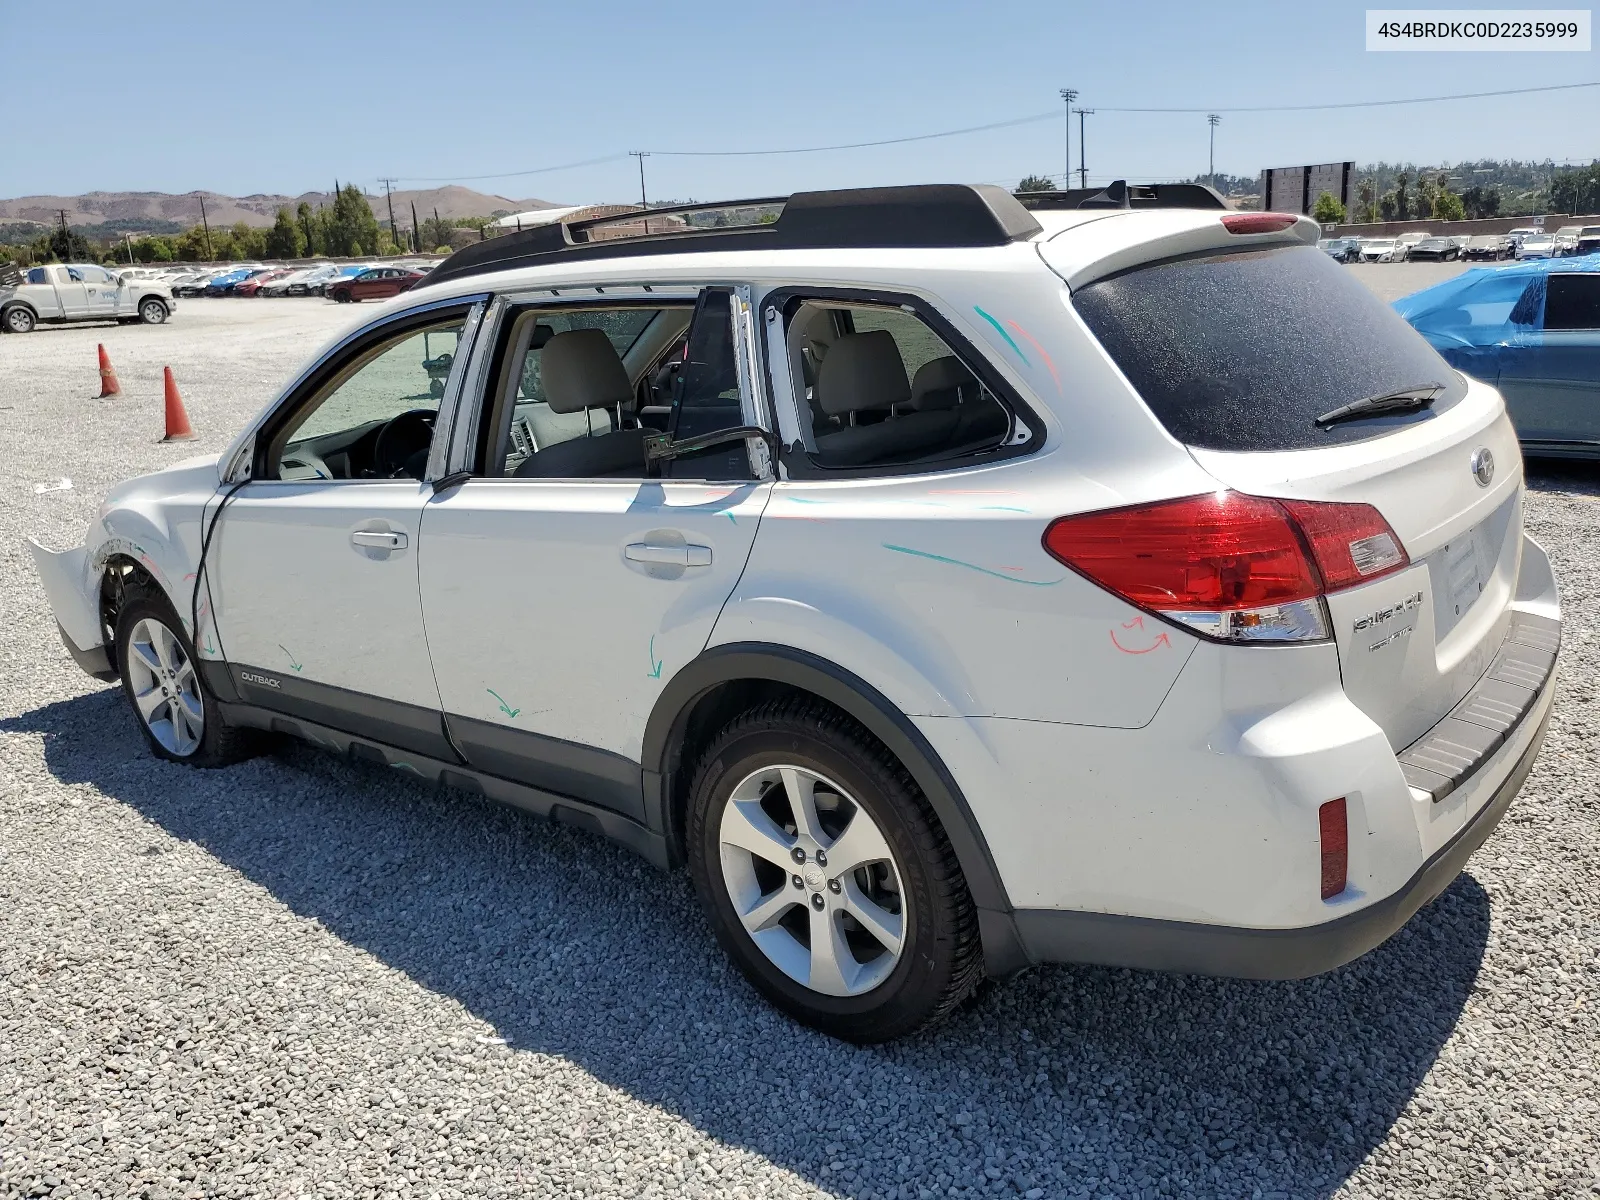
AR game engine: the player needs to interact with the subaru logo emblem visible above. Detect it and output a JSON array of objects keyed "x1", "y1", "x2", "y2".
[{"x1": 1471, "y1": 447, "x2": 1495, "y2": 487}]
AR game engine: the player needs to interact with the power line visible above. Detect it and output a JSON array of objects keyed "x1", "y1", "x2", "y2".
[
  {"x1": 396, "y1": 153, "x2": 629, "y2": 184},
  {"x1": 392, "y1": 80, "x2": 1599, "y2": 185}
]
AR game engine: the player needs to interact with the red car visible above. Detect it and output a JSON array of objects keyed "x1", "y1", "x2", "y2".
[
  {"x1": 328, "y1": 267, "x2": 425, "y2": 303},
  {"x1": 233, "y1": 268, "x2": 295, "y2": 297}
]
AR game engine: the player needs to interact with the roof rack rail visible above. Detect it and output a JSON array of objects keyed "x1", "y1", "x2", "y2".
[
  {"x1": 1015, "y1": 180, "x2": 1229, "y2": 212},
  {"x1": 424, "y1": 184, "x2": 1044, "y2": 289}
]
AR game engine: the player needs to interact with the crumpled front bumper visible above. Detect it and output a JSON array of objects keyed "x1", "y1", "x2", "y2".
[{"x1": 26, "y1": 539, "x2": 113, "y2": 679}]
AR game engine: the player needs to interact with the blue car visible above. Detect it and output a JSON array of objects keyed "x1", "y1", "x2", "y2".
[
  {"x1": 204, "y1": 267, "x2": 271, "y2": 297},
  {"x1": 1395, "y1": 257, "x2": 1600, "y2": 460}
]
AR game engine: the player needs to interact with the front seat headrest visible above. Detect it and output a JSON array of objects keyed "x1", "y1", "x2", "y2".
[
  {"x1": 816, "y1": 330, "x2": 910, "y2": 416},
  {"x1": 541, "y1": 328, "x2": 633, "y2": 414},
  {"x1": 909, "y1": 355, "x2": 978, "y2": 411}
]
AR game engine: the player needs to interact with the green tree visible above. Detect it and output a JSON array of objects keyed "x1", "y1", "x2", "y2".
[
  {"x1": 1461, "y1": 186, "x2": 1501, "y2": 219},
  {"x1": 265, "y1": 206, "x2": 306, "y2": 258},
  {"x1": 1379, "y1": 190, "x2": 1398, "y2": 221},
  {"x1": 1432, "y1": 186, "x2": 1466, "y2": 222},
  {"x1": 1357, "y1": 177, "x2": 1378, "y2": 223},
  {"x1": 323, "y1": 185, "x2": 381, "y2": 257},
  {"x1": 1311, "y1": 191, "x2": 1347, "y2": 224},
  {"x1": 297, "y1": 201, "x2": 320, "y2": 255},
  {"x1": 1393, "y1": 172, "x2": 1411, "y2": 221},
  {"x1": 1014, "y1": 174, "x2": 1057, "y2": 195},
  {"x1": 1547, "y1": 163, "x2": 1600, "y2": 214},
  {"x1": 48, "y1": 224, "x2": 92, "y2": 262}
]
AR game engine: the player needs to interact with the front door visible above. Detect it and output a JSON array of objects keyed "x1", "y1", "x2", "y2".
[
  {"x1": 1496, "y1": 274, "x2": 1600, "y2": 449},
  {"x1": 77, "y1": 266, "x2": 120, "y2": 318},
  {"x1": 418, "y1": 288, "x2": 773, "y2": 820},
  {"x1": 209, "y1": 305, "x2": 475, "y2": 759}
]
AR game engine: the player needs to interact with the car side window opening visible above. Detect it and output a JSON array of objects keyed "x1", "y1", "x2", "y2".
[
  {"x1": 489, "y1": 294, "x2": 756, "y2": 482},
  {"x1": 269, "y1": 316, "x2": 465, "y2": 482},
  {"x1": 1544, "y1": 275, "x2": 1600, "y2": 331},
  {"x1": 785, "y1": 300, "x2": 1013, "y2": 469}
]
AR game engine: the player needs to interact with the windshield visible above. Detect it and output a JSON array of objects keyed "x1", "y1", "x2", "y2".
[{"x1": 1072, "y1": 243, "x2": 1466, "y2": 452}]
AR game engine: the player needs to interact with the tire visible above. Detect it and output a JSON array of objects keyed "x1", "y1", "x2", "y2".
[
  {"x1": 332, "y1": 290, "x2": 351, "y2": 303},
  {"x1": 139, "y1": 298, "x2": 168, "y2": 325},
  {"x1": 114, "y1": 581, "x2": 261, "y2": 768},
  {"x1": 686, "y1": 698, "x2": 982, "y2": 1043},
  {"x1": 3, "y1": 305, "x2": 36, "y2": 334}
]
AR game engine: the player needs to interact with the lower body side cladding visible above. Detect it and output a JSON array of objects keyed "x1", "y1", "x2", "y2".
[{"x1": 914, "y1": 534, "x2": 1559, "y2": 979}]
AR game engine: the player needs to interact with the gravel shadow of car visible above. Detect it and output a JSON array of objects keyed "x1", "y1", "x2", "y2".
[{"x1": 7, "y1": 690, "x2": 1491, "y2": 1199}]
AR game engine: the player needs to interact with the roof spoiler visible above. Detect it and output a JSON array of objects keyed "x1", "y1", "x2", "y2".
[
  {"x1": 424, "y1": 184, "x2": 1045, "y2": 289},
  {"x1": 1015, "y1": 181, "x2": 1230, "y2": 211}
]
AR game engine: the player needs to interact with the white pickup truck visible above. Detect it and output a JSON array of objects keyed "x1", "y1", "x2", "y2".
[{"x1": 0, "y1": 263, "x2": 175, "y2": 334}]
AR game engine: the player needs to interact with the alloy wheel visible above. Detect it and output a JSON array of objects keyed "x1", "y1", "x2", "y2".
[
  {"x1": 125, "y1": 616, "x2": 203, "y2": 755},
  {"x1": 718, "y1": 764, "x2": 906, "y2": 997}
]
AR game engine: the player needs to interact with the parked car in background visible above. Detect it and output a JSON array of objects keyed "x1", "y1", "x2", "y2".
[
  {"x1": 1506, "y1": 227, "x2": 1541, "y2": 250},
  {"x1": 171, "y1": 272, "x2": 220, "y2": 298},
  {"x1": 1361, "y1": 237, "x2": 1401, "y2": 262},
  {"x1": 258, "y1": 266, "x2": 323, "y2": 297},
  {"x1": 1463, "y1": 234, "x2": 1513, "y2": 261},
  {"x1": 1577, "y1": 226, "x2": 1600, "y2": 256},
  {"x1": 1552, "y1": 226, "x2": 1581, "y2": 256},
  {"x1": 1405, "y1": 236, "x2": 1459, "y2": 262},
  {"x1": 204, "y1": 267, "x2": 269, "y2": 297},
  {"x1": 327, "y1": 266, "x2": 425, "y2": 303},
  {"x1": 1319, "y1": 236, "x2": 1362, "y2": 262},
  {"x1": 1394, "y1": 231, "x2": 1431, "y2": 260},
  {"x1": 1517, "y1": 234, "x2": 1557, "y2": 260},
  {"x1": 297, "y1": 264, "x2": 367, "y2": 296},
  {"x1": 1, "y1": 263, "x2": 174, "y2": 333},
  {"x1": 234, "y1": 268, "x2": 297, "y2": 298},
  {"x1": 1396, "y1": 257, "x2": 1600, "y2": 458}
]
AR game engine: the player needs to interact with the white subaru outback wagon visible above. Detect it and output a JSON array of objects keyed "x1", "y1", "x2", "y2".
[{"x1": 28, "y1": 182, "x2": 1561, "y2": 1042}]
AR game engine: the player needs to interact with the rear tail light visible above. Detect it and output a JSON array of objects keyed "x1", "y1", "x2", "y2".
[
  {"x1": 1222, "y1": 212, "x2": 1298, "y2": 234},
  {"x1": 1042, "y1": 491, "x2": 1409, "y2": 644},
  {"x1": 1318, "y1": 798, "x2": 1348, "y2": 900}
]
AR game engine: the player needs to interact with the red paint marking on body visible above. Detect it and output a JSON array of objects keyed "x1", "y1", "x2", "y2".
[{"x1": 1109, "y1": 626, "x2": 1172, "y2": 655}]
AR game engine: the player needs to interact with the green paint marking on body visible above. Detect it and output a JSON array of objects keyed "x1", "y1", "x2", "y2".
[
  {"x1": 973, "y1": 306, "x2": 1029, "y2": 366},
  {"x1": 882, "y1": 543, "x2": 1063, "y2": 586},
  {"x1": 486, "y1": 688, "x2": 520, "y2": 718},
  {"x1": 278, "y1": 644, "x2": 303, "y2": 672},
  {"x1": 648, "y1": 635, "x2": 664, "y2": 679}
]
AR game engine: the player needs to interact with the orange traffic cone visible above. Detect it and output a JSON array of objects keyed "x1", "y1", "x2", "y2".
[
  {"x1": 160, "y1": 367, "x2": 195, "y2": 442},
  {"x1": 97, "y1": 344, "x2": 121, "y2": 397}
]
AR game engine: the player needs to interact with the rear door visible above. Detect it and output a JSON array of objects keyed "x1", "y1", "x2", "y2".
[
  {"x1": 1494, "y1": 274, "x2": 1600, "y2": 450},
  {"x1": 1059, "y1": 237, "x2": 1525, "y2": 752},
  {"x1": 417, "y1": 287, "x2": 773, "y2": 819},
  {"x1": 53, "y1": 267, "x2": 91, "y2": 317}
]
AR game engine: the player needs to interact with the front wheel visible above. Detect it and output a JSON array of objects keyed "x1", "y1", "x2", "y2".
[
  {"x1": 686, "y1": 698, "x2": 982, "y2": 1043},
  {"x1": 115, "y1": 583, "x2": 260, "y2": 767},
  {"x1": 139, "y1": 298, "x2": 168, "y2": 325},
  {"x1": 3, "y1": 305, "x2": 35, "y2": 333}
]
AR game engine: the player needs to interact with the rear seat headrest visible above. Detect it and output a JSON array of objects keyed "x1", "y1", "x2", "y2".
[
  {"x1": 909, "y1": 355, "x2": 977, "y2": 411},
  {"x1": 816, "y1": 330, "x2": 910, "y2": 416},
  {"x1": 541, "y1": 328, "x2": 633, "y2": 414}
]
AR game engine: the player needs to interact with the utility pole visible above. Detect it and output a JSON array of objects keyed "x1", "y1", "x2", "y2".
[
  {"x1": 1207, "y1": 114, "x2": 1221, "y2": 188},
  {"x1": 198, "y1": 195, "x2": 213, "y2": 261},
  {"x1": 1074, "y1": 109, "x2": 1094, "y2": 189},
  {"x1": 630, "y1": 150, "x2": 651, "y2": 234},
  {"x1": 378, "y1": 177, "x2": 399, "y2": 252},
  {"x1": 1059, "y1": 89, "x2": 1078, "y2": 189}
]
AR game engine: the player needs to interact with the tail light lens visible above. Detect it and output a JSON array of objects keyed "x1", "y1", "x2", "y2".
[
  {"x1": 1318, "y1": 798, "x2": 1349, "y2": 900},
  {"x1": 1042, "y1": 491, "x2": 1409, "y2": 644}
]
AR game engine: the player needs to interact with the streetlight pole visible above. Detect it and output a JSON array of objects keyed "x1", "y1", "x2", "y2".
[
  {"x1": 1207, "y1": 114, "x2": 1221, "y2": 188},
  {"x1": 1059, "y1": 88, "x2": 1078, "y2": 188},
  {"x1": 1074, "y1": 108, "x2": 1094, "y2": 189}
]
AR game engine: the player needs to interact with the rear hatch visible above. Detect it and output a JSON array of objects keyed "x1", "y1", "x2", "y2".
[{"x1": 1042, "y1": 226, "x2": 1523, "y2": 751}]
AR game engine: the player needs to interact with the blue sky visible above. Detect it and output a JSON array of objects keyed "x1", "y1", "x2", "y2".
[{"x1": 5, "y1": 0, "x2": 1595, "y2": 203}]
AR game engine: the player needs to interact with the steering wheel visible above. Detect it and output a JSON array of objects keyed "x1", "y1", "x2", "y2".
[{"x1": 372, "y1": 409, "x2": 436, "y2": 479}]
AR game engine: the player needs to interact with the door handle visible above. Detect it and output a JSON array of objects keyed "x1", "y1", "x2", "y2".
[
  {"x1": 624, "y1": 542, "x2": 712, "y2": 567},
  {"x1": 351, "y1": 529, "x2": 407, "y2": 550}
]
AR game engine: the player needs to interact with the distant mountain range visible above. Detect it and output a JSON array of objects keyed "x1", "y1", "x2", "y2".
[{"x1": 0, "y1": 186, "x2": 559, "y2": 231}]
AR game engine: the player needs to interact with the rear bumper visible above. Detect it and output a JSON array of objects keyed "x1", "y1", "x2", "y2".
[{"x1": 1012, "y1": 695, "x2": 1550, "y2": 978}]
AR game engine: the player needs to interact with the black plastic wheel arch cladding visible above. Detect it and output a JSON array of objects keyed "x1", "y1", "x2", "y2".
[{"x1": 641, "y1": 643, "x2": 1027, "y2": 973}]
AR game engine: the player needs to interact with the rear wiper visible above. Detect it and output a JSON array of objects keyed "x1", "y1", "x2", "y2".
[{"x1": 1315, "y1": 384, "x2": 1444, "y2": 427}]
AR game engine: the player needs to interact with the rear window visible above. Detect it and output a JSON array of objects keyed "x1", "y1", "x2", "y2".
[{"x1": 1072, "y1": 243, "x2": 1466, "y2": 451}]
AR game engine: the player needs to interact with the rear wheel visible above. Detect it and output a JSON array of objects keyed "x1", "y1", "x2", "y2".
[
  {"x1": 333, "y1": 289, "x2": 351, "y2": 303},
  {"x1": 686, "y1": 698, "x2": 982, "y2": 1043},
  {"x1": 3, "y1": 305, "x2": 35, "y2": 333},
  {"x1": 114, "y1": 583, "x2": 261, "y2": 767}
]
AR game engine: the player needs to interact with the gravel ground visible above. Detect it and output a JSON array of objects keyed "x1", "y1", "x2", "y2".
[{"x1": 2, "y1": 299, "x2": 1597, "y2": 1200}]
